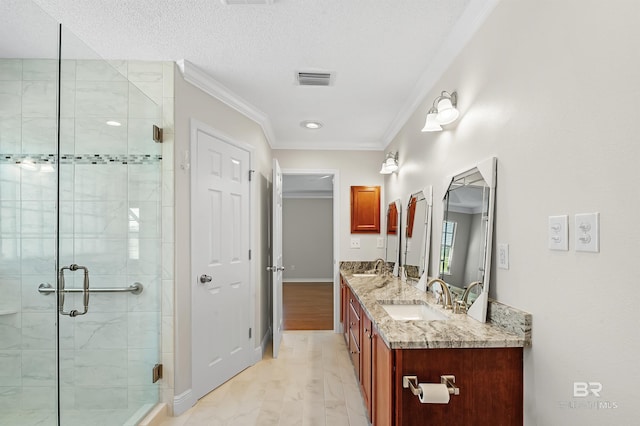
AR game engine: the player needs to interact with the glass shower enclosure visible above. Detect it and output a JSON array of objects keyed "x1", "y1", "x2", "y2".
[{"x1": 1, "y1": 1, "x2": 163, "y2": 424}]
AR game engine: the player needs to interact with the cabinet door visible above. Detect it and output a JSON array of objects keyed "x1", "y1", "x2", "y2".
[
  {"x1": 349, "y1": 298, "x2": 361, "y2": 379},
  {"x1": 341, "y1": 277, "x2": 349, "y2": 344},
  {"x1": 394, "y1": 348, "x2": 523, "y2": 425},
  {"x1": 350, "y1": 186, "x2": 381, "y2": 233},
  {"x1": 361, "y1": 313, "x2": 373, "y2": 420},
  {"x1": 372, "y1": 328, "x2": 393, "y2": 426}
]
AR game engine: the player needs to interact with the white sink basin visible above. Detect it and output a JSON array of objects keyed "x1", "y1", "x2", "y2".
[
  {"x1": 352, "y1": 273, "x2": 378, "y2": 277},
  {"x1": 380, "y1": 302, "x2": 449, "y2": 321}
]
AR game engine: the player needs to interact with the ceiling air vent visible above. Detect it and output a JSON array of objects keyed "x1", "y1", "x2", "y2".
[{"x1": 297, "y1": 72, "x2": 333, "y2": 87}]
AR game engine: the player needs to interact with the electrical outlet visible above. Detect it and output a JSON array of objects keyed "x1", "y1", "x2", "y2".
[
  {"x1": 350, "y1": 238, "x2": 361, "y2": 249},
  {"x1": 290, "y1": 265, "x2": 295, "y2": 271},
  {"x1": 376, "y1": 237, "x2": 384, "y2": 248},
  {"x1": 497, "y1": 243, "x2": 509, "y2": 269},
  {"x1": 548, "y1": 215, "x2": 568, "y2": 251},
  {"x1": 575, "y1": 213, "x2": 599, "y2": 252}
]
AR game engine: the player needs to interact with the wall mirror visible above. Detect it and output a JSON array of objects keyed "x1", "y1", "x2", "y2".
[
  {"x1": 439, "y1": 157, "x2": 496, "y2": 323},
  {"x1": 385, "y1": 200, "x2": 401, "y2": 276},
  {"x1": 403, "y1": 187, "x2": 433, "y2": 289}
]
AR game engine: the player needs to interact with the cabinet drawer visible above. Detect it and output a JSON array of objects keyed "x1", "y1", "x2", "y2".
[
  {"x1": 349, "y1": 302, "x2": 360, "y2": 347},
  {"x1": 349, "y1": 328, "x2": 360, "y2": 378}
]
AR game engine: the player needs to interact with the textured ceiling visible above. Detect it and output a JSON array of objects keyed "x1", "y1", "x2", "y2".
[{"x1": 13, "y1": 0, "x2": 496, "y2": 150}]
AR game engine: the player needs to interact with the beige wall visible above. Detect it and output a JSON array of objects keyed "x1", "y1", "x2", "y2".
[
  {"x1": 283, "y1": 198, "x2": 333, "y2": 281},
  {"x1": 173, "y1": 67, "x2": 272, "y2": 399},
  {"x1": 274, "y1": 149, "x2": 386, "y2": 262},
  {"x1": 384, "y1": 1, "x2": 639, "y2": 424}
]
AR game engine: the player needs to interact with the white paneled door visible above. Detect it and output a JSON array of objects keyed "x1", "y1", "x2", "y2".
[
  {"x1": 191, "y1": 124, "x2": 253, "y2": 400},
  {"x1": 271, "y1": 158, "x2": 284, "y2": 358}
]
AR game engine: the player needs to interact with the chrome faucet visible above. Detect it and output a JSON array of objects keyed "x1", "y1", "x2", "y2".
[{"x1": 426, "y1": 278, "x2": 454, "y2": 309}]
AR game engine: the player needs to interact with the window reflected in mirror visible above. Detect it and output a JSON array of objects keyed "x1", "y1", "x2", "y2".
[{"x1": 437, "y1": 158, "x2": 496, "y2": 323}]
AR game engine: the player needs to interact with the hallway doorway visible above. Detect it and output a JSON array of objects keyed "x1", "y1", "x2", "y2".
[{"x1": 281, "y1": 171, "x2": 339, "y2": 331}]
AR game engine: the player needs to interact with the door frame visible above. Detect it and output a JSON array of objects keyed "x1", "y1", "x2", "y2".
[
  {"x1": 281, "y1": 168, "x2": 341, "y2": 332},
  {"x1": 189, "y1": 118, "x2": 256, "y2": 392}
]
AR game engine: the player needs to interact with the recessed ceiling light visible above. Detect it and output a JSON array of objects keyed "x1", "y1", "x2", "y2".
[
  {"x1": 301, "y1": 121, "x2": 323, "y2": 130},
  {"x1": 106, "y1": 120, "x2": 122, "y2": 127}
]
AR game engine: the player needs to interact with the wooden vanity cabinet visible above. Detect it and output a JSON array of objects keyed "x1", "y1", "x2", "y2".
[
  {"x1": 348, "y1": 294, "x2": 361, "y2": 380},
  {"x1": 370, "y1": 342, "x2": 523, "y2": 426},
  {"x1": 360, "y1": 313, "x2": 373, "y2": 419},
  {"x1": 393, "y1": 347, "x2": 523, "y2": 426},
  {"x1": 340, "y1": 276, "x2": 349, "y2": 344},
  {"x1": 372, "y1": 326, "x2": 393, "y2": 426},
  {"x1": 341, "y1": 277, "x2": 523, "y2": 426}
]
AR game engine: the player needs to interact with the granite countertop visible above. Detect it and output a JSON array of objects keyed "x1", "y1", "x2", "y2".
[{"x1": 341, "y1": 271, "x2": 531, "y2": 350}]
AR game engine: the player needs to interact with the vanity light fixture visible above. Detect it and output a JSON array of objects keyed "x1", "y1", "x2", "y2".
[
  {"x1": 379, "y1": 151, "x2": 399, "y2": 174},
  {"x1": 421, "y1": 90, "x2": 459, "y2": 132},
  {"x1": 301, "y1": 120, "x2": 323, "y2": 130}
]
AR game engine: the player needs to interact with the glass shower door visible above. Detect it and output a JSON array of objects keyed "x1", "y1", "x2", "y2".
[
  {"x1": 56, "y1": 27, "x2": 163, "y2": 425},
  {"x1": 1, "y1": 2, "x2": 163, "y2": 423},
  {"x1": 0, "y1": 1, "x2": 61, "y2": 424}
]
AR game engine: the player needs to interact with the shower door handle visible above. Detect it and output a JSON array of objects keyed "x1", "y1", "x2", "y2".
[{"x1": 59, "y1": 264, "x2": 90, "y2": 317}]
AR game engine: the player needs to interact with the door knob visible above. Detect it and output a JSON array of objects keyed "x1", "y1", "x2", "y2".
[
  {"x1": 266, "y1": 266, "x2": 285, "y2": 272},
  {"x1": 199, "y1": 274, "x2": 212, "y2": 283}
]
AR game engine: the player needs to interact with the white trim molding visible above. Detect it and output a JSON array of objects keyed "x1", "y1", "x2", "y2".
[
  {"x1": 381, "y1": 0, "x2": 501, "y2": 147},
  {"x1": 177, "y1": 59, "x2": 276, "y2": 147},
  {"x1": 173, "y1": 389, "x2": 195, "y2": 416},
  {"x1": 255, "y1": 326, "x2": 271, "y2": 363}
]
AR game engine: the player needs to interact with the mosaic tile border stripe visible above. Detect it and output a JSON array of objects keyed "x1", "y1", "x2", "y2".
[{"x1": 0, "y1": 153, "x2": 162, "y2": 165}]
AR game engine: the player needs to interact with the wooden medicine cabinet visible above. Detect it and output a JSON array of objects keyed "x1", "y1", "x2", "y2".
[{"x1": 350, "y1": 186, "x2": 381, "y2": 233}]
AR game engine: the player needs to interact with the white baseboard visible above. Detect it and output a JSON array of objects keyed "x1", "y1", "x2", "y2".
[
  {"x1": 173, "y1": 389, "x2": 195, "y2": 417},
  {"x1": 283, "y1": 278, "x2": 333, "y2": 283},
  {"x1": 254, "y1": 326, "x2": 271, "y2": 362}
]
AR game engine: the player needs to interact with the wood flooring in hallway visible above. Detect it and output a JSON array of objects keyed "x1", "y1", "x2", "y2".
[{"x1": 283, "y1": 282, "x2": 334, "y2": 330}]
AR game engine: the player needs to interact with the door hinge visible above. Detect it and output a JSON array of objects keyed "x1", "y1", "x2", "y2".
[
  {"x1": 152, "y1": 363, "x2": 163, "y2": 383},
  {"x1": 249, "y1": 169, "x2": 255, "y2": 181},
  {"x1": 152, "y1": 125, "x2": 163, "y2": 143},
  {"x1": 249, "y1": 249, "x2": 252, "y2": 260},
  {"x1": 249, "y1": 328, "x2": 252, "y2": 339}
]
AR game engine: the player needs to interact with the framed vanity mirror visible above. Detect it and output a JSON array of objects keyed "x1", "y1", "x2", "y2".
[
  {"x1": 403, "y1": 187, "x2": 433, "y2": 289},
  {"x1": 439, "y1": 157, "x2": 496, "y2": 323},
  {"x1": 385, "y1": 200, "x2": 402, "y2": 276}
]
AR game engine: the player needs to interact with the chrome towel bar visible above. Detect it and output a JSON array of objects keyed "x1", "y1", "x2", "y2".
[{"x1": 38, "y1": 282, "x2": 144, "y2": 295}]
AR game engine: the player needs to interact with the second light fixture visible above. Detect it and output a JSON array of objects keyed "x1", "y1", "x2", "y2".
[{"x1": 421, "y1": 91, "x2": 459, "y2": 132}]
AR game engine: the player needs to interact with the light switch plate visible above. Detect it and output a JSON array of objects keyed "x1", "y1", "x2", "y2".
[
  {"x1": 548, "y1": 215, "x2": 568, "y2": 251},
  {"x1": 575, "y1": 213, "x2": 599, "y2": 252},
  {"x1": 376, "y1": 237, "x2": 384, "y2": 248},
  {"x1": 497, "y1": 243, "x2": 509, "y2": 269},
  {"x1": 350, "y1": 238, "x2": 361, "y2": 249}
]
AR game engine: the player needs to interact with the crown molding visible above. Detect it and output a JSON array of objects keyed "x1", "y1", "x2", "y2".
[
  {"x1": 381, "y1": 0, "x2": 500, "y2": 147},
  {"x1": 176, "y1": 59, "x2": 276, "y2": 147},
  {"x1": 272, "y1": 140, "x2": 384, "y2": 151}
]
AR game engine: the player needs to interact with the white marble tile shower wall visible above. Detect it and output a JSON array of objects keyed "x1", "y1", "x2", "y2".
[
  {"x1": 159, "y1": 61, "x2": 175, "y2": 413},
  {"x1": 0, "y1": 58, "x2": 172, "y2": 423}
]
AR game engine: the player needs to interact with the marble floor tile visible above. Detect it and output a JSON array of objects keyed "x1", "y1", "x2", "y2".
[{"x1": 163, "y1": 331, "x2": 369, "y2": 426}]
